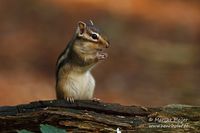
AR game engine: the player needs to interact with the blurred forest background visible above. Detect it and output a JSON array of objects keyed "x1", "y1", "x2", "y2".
[{"x1": 0, "y1": 0, "x2": 199, "y2": 106}]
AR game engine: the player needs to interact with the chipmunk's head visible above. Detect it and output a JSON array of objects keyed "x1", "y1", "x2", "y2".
[{"x1": 75, "y1": 21, "x2": 110, "y2": 52}]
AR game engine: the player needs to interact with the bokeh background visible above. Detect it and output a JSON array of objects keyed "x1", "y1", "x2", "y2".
[{"x1": 0, "y1": 0, "x2": 199, "y2": 106}]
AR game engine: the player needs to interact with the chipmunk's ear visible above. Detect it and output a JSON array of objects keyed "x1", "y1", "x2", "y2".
[{"x1": 77, "y1": 21, "x2": 86, "y2": 35}]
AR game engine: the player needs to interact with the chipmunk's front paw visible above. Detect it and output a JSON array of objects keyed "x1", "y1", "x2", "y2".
[
  {"x1": 97, "y1": 52, "x2": 108, "y2": 60},
  {"x1": 66, "y1": 97, "x2": 75, "y2": 103}
]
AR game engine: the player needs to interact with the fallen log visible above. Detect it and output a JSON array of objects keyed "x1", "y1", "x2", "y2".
[{"x1": 0, "y1": 100, "x2": 199, "y2": 132}]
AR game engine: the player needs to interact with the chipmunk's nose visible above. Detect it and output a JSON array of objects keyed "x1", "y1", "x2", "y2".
[{"x1": 105, "y1": 41, "x2": 110, "y2": 48}]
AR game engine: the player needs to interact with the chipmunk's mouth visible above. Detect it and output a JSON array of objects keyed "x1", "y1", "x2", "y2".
[
  {"x1": 96, "y1": 48, "x2": 103, "y2": 51},
  {"x1": 96, "y1": 48, "x2": 107, "y2": 54}
]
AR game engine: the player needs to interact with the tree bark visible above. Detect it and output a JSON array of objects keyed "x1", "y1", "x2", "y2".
[{"x1": 0, "y1": 100, "x2": 199, "y2": 132}]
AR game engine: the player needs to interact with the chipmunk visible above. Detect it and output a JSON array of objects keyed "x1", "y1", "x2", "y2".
[{"x1": 56, "y1": 21, "x2": 110, "y2": 102}]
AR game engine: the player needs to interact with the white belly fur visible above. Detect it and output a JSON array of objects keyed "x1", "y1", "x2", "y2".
[{"x1": 63, "y1": 71, "x2": 95, "y2": 100}]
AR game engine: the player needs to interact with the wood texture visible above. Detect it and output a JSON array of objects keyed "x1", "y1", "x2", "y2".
[{"x1": 0, "y1": 100, "x2": 199, "y2": 132}]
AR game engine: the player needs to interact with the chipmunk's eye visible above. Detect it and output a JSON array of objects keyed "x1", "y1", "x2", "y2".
[{"x1": 91, "y1": 33, "x2": 98, "y2": 40}]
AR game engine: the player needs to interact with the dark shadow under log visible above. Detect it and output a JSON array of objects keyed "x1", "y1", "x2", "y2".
[{"x1": 0, "y1": 100, "x2": 199, "y2": 132}]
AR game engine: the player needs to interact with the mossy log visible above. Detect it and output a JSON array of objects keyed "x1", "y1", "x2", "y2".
[{"x1": 0, "y1": 100, "x2": 199, "y2": 132}]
